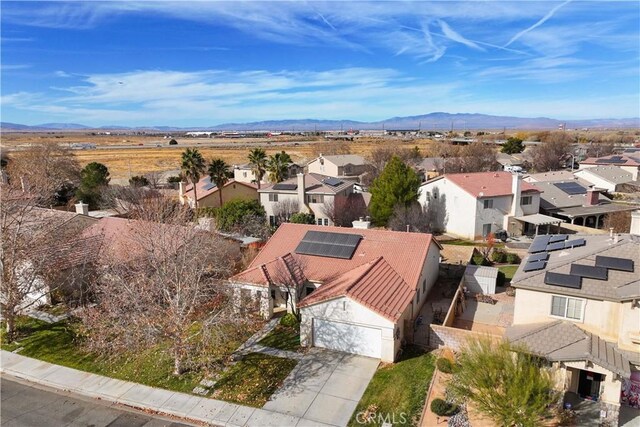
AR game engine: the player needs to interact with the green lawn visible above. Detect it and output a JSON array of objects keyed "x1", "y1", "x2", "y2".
[
  {"x1": 0, "y1": 316, "x2": 256, "y2": 396},
  {"x1": 258, "y1": 325, "x2": 300, "y2": 351},
  {"x1": 442, "y1": 239, "x2": 505, "y2": 248},
  {"x1": 211, "y1": 352, "x2": 297, "y2": 407},
  {"x1": 498, "y1": 265, "x2": 519, "y2": 282},
  {"x1": 348, "y1": 346, "x2": 436, "y2": 427}
]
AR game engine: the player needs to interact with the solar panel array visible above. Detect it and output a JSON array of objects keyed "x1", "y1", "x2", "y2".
[
  {"x1": 523, "y1": 260, "x2": 547, "y2": 272},
  {"x1": 553, "y1": 182, "x2": 587, "y2": 195},
  {"x1": 202, "y1": 182, "x2": 216, "y2": 191},
  {"x1": 295, "y1": 230, "x2": 362, "y2": 259},
  {"x1": 272, "y1": 183, "x2": 298, "y2": 191},
  {"x1": 564, "y1": 238, "x2": 586, "y2": 249},
  {"x1": 528, "y1": 235, "x2": 551, "y2": 253},
  {"x1": 570, "y1": 264, "x2": 608, "y2": 280},
  {"x1": 549, "y1": 234, "x2": 568, "y2": 243},
  {"x1": 595, "y1": 256, "x2": 634, "y2": 272},
  {"x1": 544, "y1": 272, "x2": 582, "y2": 289},
  {"x1": 596, "y1": 157, "x2": 626, "y2": 164},
  {"x1": 546, "y1": 241, "x2": 566, "y2": 252},
  {"x1": 323, "y1": 177, "x2": 344, "y2": 187},
  {"x1": 528, "y1": 252, "x2": 549, "y2": 263}
]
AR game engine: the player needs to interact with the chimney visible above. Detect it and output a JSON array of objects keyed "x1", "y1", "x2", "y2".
[
  {"x1": 510, "y1": 172, "x2": 523, "y2": 216},
  {"x1": 297, "y1": 173, "x2": 306, "y2": 212},
  {"x1": 584, "y1": 187, "x2": 599, "y2": 207},
  {"x1": 631, "y1": 210, "x2": 640, "y2": 236},
  {"x1": 352, "y1": 218, "x2": 371, "y2": 229},
  {"x1": 75, "y1": 201, "x2": 89, "y2": 215}
]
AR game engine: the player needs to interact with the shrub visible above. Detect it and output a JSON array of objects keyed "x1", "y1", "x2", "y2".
[
  {"x1": 506, "y1": 253, "x2": 521, "y2": 264},
  {"x1": 215, "y1": 199, "x2": 266, "y2": 232},
  {"x1": 129, "y1": 175, "x2": 149, "y2": 187},
  {"x1": 497, "y1": 271, "x2": 506, "y2": 287},
  {"x1": 430, "y1": 398, "x2": 458, "y2": 416},
  {"x1": 491, "y1": 250, "x2": 507, "y2": 263},
  {"x1": 169, "y1": 139, "x2": 178, "y2": 145},
  {"x1": 436, "y1": 357, "x2": 454, "y2": 373},
  {"x1": 472, "y1": 255, "x2": 491, "y2": 266},
  {"x1": 280, "y1": 313, "x2": 299, "y2": 328},
  {"x1": 289, "y1": 212, "x2": 315, "y2": 224},
  {"x1": 167, "y1": 176, "x2": 182, "y2": 184}
]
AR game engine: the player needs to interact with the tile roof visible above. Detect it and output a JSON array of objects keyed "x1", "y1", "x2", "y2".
[
  {"x1": 258, "y1": 173, "x2": 353, "y2": 195},
  {"x1": 184, "y1": 178, "x2": 257, "y2": 201},
  {"x1": 507, "y1": 320, "x2": 633, "y2": 377},
  {"x1": 575, "y1": 166, "x2": 634, "y2": 185},
  {"x1": 438, "y1": 172, "x2": 540, "y2": 198},
  {"x1": 299, "y1": 257, "x2": 413, "y2": 321},
  {"x1": 581, "y1": 154, "x2": 640, "y2": 167},
  {"x1": 512, "y1": 234, "x2": 640, "y2": 302},
  {"x1": 231, "y1": 223, "x2": 440, "y2": 320}
]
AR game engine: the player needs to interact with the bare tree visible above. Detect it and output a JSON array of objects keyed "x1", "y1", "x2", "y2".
[
  {"x1": 322, "y1": 193, "x2": 368, "y2": 227},
  {"x1": 273, "y1": 199, "x2": 300, "y2": 224},
  {"x1": 423, "y1": 188, "x2": 448, "y2": 233},
  {"x1": 0, "y1": 186, "x2": 96, "y2": 341},
  {"x1": 585, "y1": 141, "x2": 615, "y2": 158},
  {"x1": 530, "y1": 138, "x2": 572, "y2": 172},
  {"x1": 603, "y1": 210, "x2": 632, "y2": 233},
  {"x1": 269, "y1": 254, "x2": 308, "y2": 321},
  {"x1": 144, "y1": 171, "x2": 163, "y2": 189},
  {"x1": 388, "y1": 202, "x2": 430, "y2": 232},
  {"x1": 78, "y1": 203, "x2": 245, "y2": 375},
  {"x1": 5, "y1": 143, "x2": 81, "y2": 206},
  {"x1": 445, "y1": 142, "x2": 498, "y2": 173}
]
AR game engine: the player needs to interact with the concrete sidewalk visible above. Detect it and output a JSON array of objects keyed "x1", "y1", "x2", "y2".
[{"x1": 0, "y1": 351, "x2": 333, "y2": 427}]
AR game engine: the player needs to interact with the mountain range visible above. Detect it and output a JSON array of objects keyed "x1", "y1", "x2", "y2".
[{"x1": 2, "y1": 113, "x2": 638, "y2": 132}]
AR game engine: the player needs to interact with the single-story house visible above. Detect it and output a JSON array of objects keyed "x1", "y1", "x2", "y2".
[{"x1": 179, "y1": 177, "x2": 258, "y2": 209}]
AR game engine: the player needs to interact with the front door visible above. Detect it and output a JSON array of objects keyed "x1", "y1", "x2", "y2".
[{"x1": 578, "y1": 370, "x2": 603, "y2": 400}]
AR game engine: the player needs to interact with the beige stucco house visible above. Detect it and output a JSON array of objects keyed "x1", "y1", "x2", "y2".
[
  {"x1": 179, "y1": 177, "x2": 258, "y2": 208},
  {"x1": 229, "y1": 223, "x2": 442, "y2": 362},
  {"x1": 306, "y1": 154, "x2": 369, "y2": 180},
  {"x1": 507, "y1": 233, "x2": 640, "y2": 424}
]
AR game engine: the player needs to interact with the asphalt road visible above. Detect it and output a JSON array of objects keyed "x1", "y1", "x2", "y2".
[{"x1": 0, "y1": 377, "x2": 196, "y2": 427}]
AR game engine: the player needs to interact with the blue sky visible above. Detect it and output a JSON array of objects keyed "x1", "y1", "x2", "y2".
[{"x1": 1, "y1": 1, "x2": 639, "y2": 127}]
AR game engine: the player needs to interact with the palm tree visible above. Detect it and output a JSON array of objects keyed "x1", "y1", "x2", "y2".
[
  {"x1": 208, "y1": 158, "x2": 231, "y2": 207},
  {"x1": 180, "y1": 148, "x2": 206, "y2": 209},
  {"x1": 247, "y1": 148, "x2": 267, "y2": 189},
  {"x1": 267, "y1": 151, "x2": 293, "y2": 183}
]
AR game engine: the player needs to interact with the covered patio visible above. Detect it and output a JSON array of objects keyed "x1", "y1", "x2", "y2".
[
  {"x1": 512, "y1": 213, "x2": 565, "y2": 237},
  {"x1": 556, "y1": 203, "x2": 639, "y2": 229}
]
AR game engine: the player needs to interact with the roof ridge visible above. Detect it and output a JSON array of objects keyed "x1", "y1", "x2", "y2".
[
  {"x1": 343, "y1": 256, "x2": 385, "y2": 293},
  {"x1": 510, "y1": 319, "x2": 564, "y2": 341}
]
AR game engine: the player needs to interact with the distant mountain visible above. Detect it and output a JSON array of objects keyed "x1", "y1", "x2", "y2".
[{"x1": 2, "y1": 113, "x2": 638, "y2": 132}]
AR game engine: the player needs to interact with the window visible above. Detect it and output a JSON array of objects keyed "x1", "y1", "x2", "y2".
[
  {"x1": 416, "y1": 288, "x2": 421, "y2": 302},
  {"x1": 422, "y1": 279, "x2": 427, "y2": 293},
  {"x1": 483, "y1": 199, "x2": 494, "y2": 209},
  {"x1": 269, "y1": 215, "x2": 276, "y2": 226},
  {"x1": 306, "y1": 286, "x2": 315, "y2": 296},
  {"x1": 306, "y1": 194, "x2": 324, "y2": 204},
  {"x1": 317, "y1": 218, "x2": 323, "y2": 225},
  {"x1": 323, "y1": 218, "x2": 329, "y2": 226},
  {"x1": 550, "y1": 295, "x2": 583, "y2": 320},
  {"x1": 243, "y1": 171, "x2": 247, "y2": 178},
  {"x1": 268, "y1": 193, "x2": 278, "y2": 202},
  {"x1": 521, "y1": 195, "x2": 532, "y2": 206},
  {"x1": 270, "y1": 290, "x2": 276, "y2": 300},
  {"x1": 482, "y1": 223, "x2": 492, "y2": 237}
]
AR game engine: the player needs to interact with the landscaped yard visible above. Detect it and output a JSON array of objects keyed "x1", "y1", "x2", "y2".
[
  {"x1": 211, "y1": 352, "x2": 298, "y2": 407},
  {"x1": 258, "y1": 325, "x2": 300, "y2": 351},
  {"x1": 498, "y1": 265, "x2": 519, "y2": 282},
  {"x1": 0, "y1": 316, "x2": 261, "y2": 396},
  {"x1": 348, "y1": 346, "x2": 436, "y2": 427}
]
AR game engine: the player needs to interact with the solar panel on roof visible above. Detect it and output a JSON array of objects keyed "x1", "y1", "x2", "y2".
[
  {"x1": 529, "y1": 235, "x2": 551, "y2": 253},
  {"x1": 544, "y1": 272, "x2": 582, "y2": 289},
  {"x1": 295, "y1": 231, "x2": 363, "y2": 259},
  {"x1": 549, "y1": 234, "x2": 568, "y2": 243},
  {"x1": 553, "y1": 182, "x2": 587, "y2": 195},
  {"x1": 202, "y1": 183, "x2": 216, "y2": 191},
  {"x1": 527, "y1": 252, "x2": 549, "y2": 263},
  {"x1": 570, "y1": 264, "x2": 608, "y2": 280},
  {"x1": 546, "y1": 241, "x2": 566, "y2": 252},
  {"x1": 564, "y1": 238, "x2": 586, "y2": 249},
  {"x1": 272, "y1": 183, "x2": 298, "y2": 191},
  {"x1": 323, "y1": 177, "x2": 344, "y2": 187},
  {"x1": 595, "y1": 256, "x2": 634, "y2": 272},
  {"x1": 523, "y1": 260, "x2": 547, "y2": 272}
]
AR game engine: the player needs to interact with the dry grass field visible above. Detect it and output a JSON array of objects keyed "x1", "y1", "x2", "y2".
[{"x1": 2, "y1": 132, "x2": 436, "y2": 180}]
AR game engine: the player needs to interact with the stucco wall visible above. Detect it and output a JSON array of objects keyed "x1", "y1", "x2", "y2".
[
  {"x1": 300, "y1": 296, "x2": 396, "y2": 361},
  {"x1": 513, "y1": 288, "x2": 640, "y2": 350},
  {"x1": 419, "y1": 179, "x2": 477, "y2": 240},
  {"x1": 195, "y1": 183, "x2": 258, "y2": 208},
  {"x1": 564, "y1": 360, "x2": 622, "y2": 406},
  {"x1": 574, "y1": 170, "x2": 616, "y2": 193},
  {"x1": 308, "y1": 160, "x2": 339, "y2": 177}
]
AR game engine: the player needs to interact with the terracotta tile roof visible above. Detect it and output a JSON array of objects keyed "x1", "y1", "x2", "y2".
[
  {"x1": 507, "y1": 320, "x2": 632, "y2": 378},
  {"x1": 439, "y1": 171, "x2": 540, "y2": 198},
  {"x1": 299, "y1": 257, "x2": 414, "y2": 321},
  {"x1": 184, "y1": 178, "x2": 257, "y2": 201},
  {"x1": 581, "y1": 154, "x2": 640, "y2": 167},
  {"x1": 233, "y1": 223, "x2": 436, "y2": 286},
  {"x1": 258, "y1": 173, "x2": 353, "y2": 195}
]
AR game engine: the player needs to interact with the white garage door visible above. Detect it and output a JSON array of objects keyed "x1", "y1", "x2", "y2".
[{"x1": 313, "y1": 319, "x2": 382, "y2": 358}]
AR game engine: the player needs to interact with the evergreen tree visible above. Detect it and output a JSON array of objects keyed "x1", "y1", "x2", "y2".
[
  {"x1": 76, "y1": 162, "x2": 110, "y2": 208},
  {"x1": 369, "y1": 156, "x2": 420, "y2": 226}
]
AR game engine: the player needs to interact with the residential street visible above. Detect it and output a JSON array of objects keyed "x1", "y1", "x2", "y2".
[{"x1": 0, "y1": 377, "x2": 196, "y2": 427}]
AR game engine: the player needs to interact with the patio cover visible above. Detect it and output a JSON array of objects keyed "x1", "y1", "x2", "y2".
[
  {"x1": 557, "y1": 203, "x2": 638, "y2": 219},
  {"x1": 514, "y1": 213, "x2": 564, "y2": 226}
]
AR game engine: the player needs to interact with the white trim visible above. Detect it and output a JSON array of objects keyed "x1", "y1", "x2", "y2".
[{"x1": 549, "y1": 294, "x2": 586, "y2": 322}]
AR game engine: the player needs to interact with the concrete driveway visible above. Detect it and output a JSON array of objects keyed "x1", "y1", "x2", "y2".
[{"x1": 263, "y1": 348, "x2": 379, "y2": 427}]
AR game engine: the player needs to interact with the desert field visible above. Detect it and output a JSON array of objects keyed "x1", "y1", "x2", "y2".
[{"x1": 2, "y1": 132, "x2": 436, "y2": 181}]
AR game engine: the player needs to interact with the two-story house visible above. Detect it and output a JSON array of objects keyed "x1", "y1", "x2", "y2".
[
  {"x1": 306, "y1": 154, "x2": 370, "y2": 181},
  {"x1": 418, "y1": 172, "x2": 549, "y2": 240},
  {"x1": 507, "y1": 232, "x2": 640, "y2": 423},
  {"x1": 259, "y1": 173, "x2": 354, "y2": 226},
  {"x1": 229, "y1": 223, "x2": 442, "y2": 362},
  {"x1": 579, "y1": 154, "x2": 640, "y2": 181},
  {"x1": 179, "y1": 177, "x2": 258, "y2": 209}
]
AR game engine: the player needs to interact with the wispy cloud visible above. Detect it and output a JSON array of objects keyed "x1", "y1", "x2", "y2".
[
  {"x1": 438, "y1": 20, "x2": 484, "y2": 51},
  {"x1": 0, "y1": 64, "x2": 31, "y2": 71},
  {"x1": 505, "y1": 0, "x2": 573, "y2": 47}
]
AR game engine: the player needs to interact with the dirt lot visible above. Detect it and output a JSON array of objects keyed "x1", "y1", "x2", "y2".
[{"x1": 2, "y1": 132, "x2": 436, "y2": 180}]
